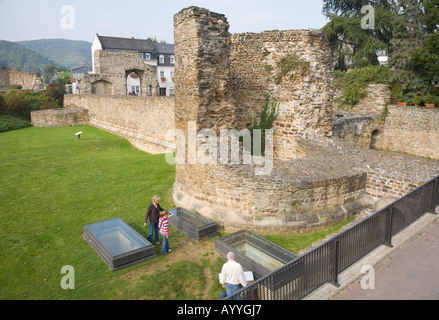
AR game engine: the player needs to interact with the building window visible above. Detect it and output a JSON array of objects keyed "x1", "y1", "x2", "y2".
[
  {"x1": 160, "y1": 70, "x2": 165, "y2": 78},
  {"x1": 170, "y1": 70, "x2": 174, "y2": 79},
  {"x1": 144, "y1": 53, "x2": 150, "y2": 60},
  {"x1": 170, "y1": 55, "x2": 174, "y2": 64},
  {"x1": 159, "y1": 55, "x2": 164, "y2": 64},
  {"x1": 147, "y1": 85, "x2": 152, "y2": 96}
]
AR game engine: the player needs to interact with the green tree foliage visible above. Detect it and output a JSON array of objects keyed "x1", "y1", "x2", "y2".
[
  {"x1": 43, "y1": 65, "x2": 69, "y2": 84},
  {"x1": 1, "y1": 88, "x2": 63, "y2": 120},
  {"x1": 322, "y1": 0, "x2": 439, "y2": 100},
  {"x1": 0, "y1": 94, "x2": 6, "y2": 115},
  {"x1": 55, "y1": 71, "x2": 73, "y2": 85},
  {"x1": 409, "y1": 0, "x2": 439, "y2": 90},
  {"x1": 45, "y1": 83, "x2": 67, "y2": 106},
  {"x1": 247, "y1": 95, "x2": 279, "y2": 155},
  {"x1": 322, "y1": 1, "x2": 395, "y2": 70},
  {"x1": 334, "y1": 65, "x2": 390, "y2": 106}
]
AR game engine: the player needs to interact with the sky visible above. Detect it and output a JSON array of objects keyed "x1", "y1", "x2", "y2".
[{"x1": 0, "y1": 0, "x2": 329, "y2": 43}]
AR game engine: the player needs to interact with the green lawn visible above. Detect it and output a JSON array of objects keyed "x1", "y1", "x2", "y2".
[
  {"x1": 0, "y1": 125, "x2": 354, "y2": 300},
  {"x1": 0, "y1": 126, "x2": 223, "y2": 299}
]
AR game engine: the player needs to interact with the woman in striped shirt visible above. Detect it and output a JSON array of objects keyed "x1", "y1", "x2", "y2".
[{"x1": 159, "y1": 211, "x2": 171, "y2": 255}]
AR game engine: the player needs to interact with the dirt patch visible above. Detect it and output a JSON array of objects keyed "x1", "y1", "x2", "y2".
[{"x1": 120, "y1": 232, "x2": 221, "y2": 299}]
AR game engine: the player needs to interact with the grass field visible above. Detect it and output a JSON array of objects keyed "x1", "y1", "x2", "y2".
[
  {"x1": 0, "y1": 125, "x2": 354, "y2": 300},
  {"x1": 0, "y1": 125, "x2": 226, "y2": 299}
]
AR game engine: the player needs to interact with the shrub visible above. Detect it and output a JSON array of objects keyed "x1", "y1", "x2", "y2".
[
  {"x1": 2, "y1": 90, "x2": 61, "y2": 119},
  {"x1": 247, "y1": 94, "x2": 279, "y2": 155},
  {"x1": 424, "y1": 95, "x2": 439, "y2": 105},
  {"x1": 45, "y1": 83, "x2": 66, "y2": 106},
  {"x1": 0, "y1": 115, "x2": 31, "y2": 132},
  {"x1": 413, "y1": 95, "x2": 422, "y2": 106},
  {"x1": 3, "y1": 90, "x2": 32, "y2": 118},
  {"x1": 335, "y1": 65, "x2": 390, "y2": 106},
  {"x1": 0, "y1": 94, "x2": 6, "y2": 115}
]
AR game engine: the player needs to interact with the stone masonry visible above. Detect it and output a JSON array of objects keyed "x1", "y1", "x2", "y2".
[
  {"x1": 80, "y1": 49, "x2": 159, "y2": 96},
  {"x1": 35, "y1": 6, "x2": 438, "y2": 234},
  {"x1": 0, "y1": 68, "x2": 43, "y2": 91},
  {"x1": 63, "y1": 94, "x2": 175, "y2": 154},
  {"x1": 171, "y1": 7, "x2": 439, "y2": 234},
  {"x1": 230, "y1": 30, "x2": 334, "y2": 160}
]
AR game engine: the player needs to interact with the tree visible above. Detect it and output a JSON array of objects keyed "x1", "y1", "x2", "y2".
[
  {"x1": 387, "y1": 0, "x2": 427, "y2": 95},
  {"x1": 43, "y1": 65, "x2": 68, "y2": 84},
  {"x1": 322, "y1": 0, "x2": 439, "y2": 99},
  {"x1": 45, "y1": 83, "x2": 66, "y2": 106},
  {"x1": 55, "y1": 71, "x2": 73, "y2": 85},
  {"x1": 322, "y1": 1, "x2": 396, "y2": 70},
  {"x1": 409, "y1": 0, "x2": 439, "y2": 91}
]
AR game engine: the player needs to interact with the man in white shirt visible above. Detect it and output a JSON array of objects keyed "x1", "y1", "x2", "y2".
[{"x1": 221, "y1": 251, "x2": 247, "y2": 300}]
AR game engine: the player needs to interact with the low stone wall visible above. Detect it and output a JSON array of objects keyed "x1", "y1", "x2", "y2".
[
  {"x1": 366, "y1": 172, "x2": 420, "y2": 200},
  {"x1": 173, "y1": 162, "x2": 368, "y2": 234},
  {"x1": 31, "y1": 107, "x2": 90, "y2": 127},
  {"x1": 383, "y1": 105, "x2": 439, "y2": 160},
  {"x1": 63, "y1": 94, "x2": 175, "y2": 153},
  {"x1": 332, "y1": 111, "x2": 377, "y2": 149}
]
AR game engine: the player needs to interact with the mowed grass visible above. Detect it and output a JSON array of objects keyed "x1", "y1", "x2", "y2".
[
  {"x1": 0, "y1": 125, "x2": 356, "y2": 300},
  {"x1": 0, "y1": 125, "x2": 199, "y2": 299}
]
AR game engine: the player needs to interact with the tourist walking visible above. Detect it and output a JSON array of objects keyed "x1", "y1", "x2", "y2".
[
  {"x1": 159, "y1": 210, "x2": 171, "y2": 255},
  {"x1": 220, "y1": 251, "x2": 247, "y2": 300},
  {"x1": 144, "y1": 195, "x2": 168, "y2": 244}
]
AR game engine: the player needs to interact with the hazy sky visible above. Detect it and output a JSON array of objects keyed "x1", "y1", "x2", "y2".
[{"x1": 0, "y1": 0, "x2": 329, "y2": 43}]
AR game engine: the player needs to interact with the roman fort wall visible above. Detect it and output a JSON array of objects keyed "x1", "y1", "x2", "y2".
[
  {"x1": 31, "y1": 6, "x2": 439, "y2": 234},
  {"x1": 383, "y1": 105, "x2": 439, "y2": 160},
  {"x1": 63, "y1": 94, "x2": 175, "y2": 154},
  {"x1": 0, "y1": 68, "x2": 43, "y2": 90}
]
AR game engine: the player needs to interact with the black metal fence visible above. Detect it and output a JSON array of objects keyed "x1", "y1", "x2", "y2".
[{"x1": 225, "y1": 175, "x2": 439, "y2": 300}]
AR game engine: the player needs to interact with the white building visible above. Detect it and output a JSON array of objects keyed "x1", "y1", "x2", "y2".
[{"x1": 91, "y1": 34, "x2": 174, "y2": 96}]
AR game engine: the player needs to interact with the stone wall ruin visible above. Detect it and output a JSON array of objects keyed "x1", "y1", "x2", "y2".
[
  {"x1": 80, "y1": 49, "x2": 159, "y2": 96},
  {"x1": 171, "y1": 6, "x2": 439, "y2": 234}
]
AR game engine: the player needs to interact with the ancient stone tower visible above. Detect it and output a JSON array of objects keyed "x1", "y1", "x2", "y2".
[{"x1": 172, "y1": 7, "x2": 342, "y2": 233}]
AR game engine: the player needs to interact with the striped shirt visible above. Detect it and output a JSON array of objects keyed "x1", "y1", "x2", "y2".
[{"x1": 159, "y1": 216, "x2": 169, "y2": 237}]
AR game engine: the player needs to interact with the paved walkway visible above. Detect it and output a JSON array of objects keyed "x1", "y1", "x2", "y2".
[{"x1": 333, "y1": 216, "x2": 439, "y2": 300}]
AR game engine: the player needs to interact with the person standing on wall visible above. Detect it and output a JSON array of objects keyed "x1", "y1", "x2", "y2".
[
  {"x1": 220, "y1": 251, "x2": 247, "y2": 300},
  {"x1": 144, "y1": 195, "x2": 168, "y2": 245}
]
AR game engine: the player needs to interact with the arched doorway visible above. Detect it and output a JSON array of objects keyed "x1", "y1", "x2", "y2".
[
  {"x1": 126, "y1": 71, "x2": 141, "y2": 95},
  {"x1": 91, "y1": 80, "x2": 113, "y2": 95},
  {"x1": 370, "y1": 129, "x2": 381, "y2": 150}
]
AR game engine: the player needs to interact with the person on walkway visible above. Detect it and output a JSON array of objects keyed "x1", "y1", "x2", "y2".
[
  {"x1": 144, "y1": 195, "x2": 168, "y2": 244},
  {"x1": 159, "y1": 210, "x2": 171, "y2": 255},
  {"x1": 220, "y1": 251, "x2": 247, "y2": 300}
]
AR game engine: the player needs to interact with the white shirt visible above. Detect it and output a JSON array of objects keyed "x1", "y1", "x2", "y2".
[{"x1": 221, "y1": 260, "x2": 247, "y2": 287}]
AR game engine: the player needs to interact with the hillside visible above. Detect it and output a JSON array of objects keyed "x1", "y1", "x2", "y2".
[
  {"x1": 16, "y1": 39, "x2": 92, "y2": 70},
  {"x1": 0, "y1": 40, "x2": 54, "y2": 72}
]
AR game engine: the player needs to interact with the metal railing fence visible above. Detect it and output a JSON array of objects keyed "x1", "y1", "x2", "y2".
[{"x1": 224, "y1": 175, "x2": 439, "y2": 300}]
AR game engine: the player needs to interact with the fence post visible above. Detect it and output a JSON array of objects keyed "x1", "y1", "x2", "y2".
[
  {"x1": 329, "y1": 238, "x2": 340, "y2": 287},
  {"x1": 430, "y1": 178, "x2": 438, "y2": 215},
  {"x1": 384, "y1": 206, "x2": 394, "y2": 248}
]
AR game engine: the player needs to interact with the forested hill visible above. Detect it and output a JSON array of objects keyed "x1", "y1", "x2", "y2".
[
  {"x1": 0, "y1": 39, "x2": 92, "y2": 72},
  {"x1": 0, "y1": 40, "x2": 54, "y2": 72},
  {"x1": 16, "y1": 39, "x2": 92, "y2": 70}
]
